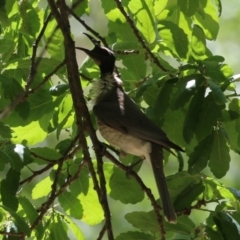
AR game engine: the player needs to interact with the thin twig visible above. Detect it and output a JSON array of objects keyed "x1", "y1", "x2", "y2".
[
  {"x1": 97, "y1": 223, "x2": 107, "y2": 240},
  {"x1": 66, "y1": 6, "x2": 108, "y2": 47}
]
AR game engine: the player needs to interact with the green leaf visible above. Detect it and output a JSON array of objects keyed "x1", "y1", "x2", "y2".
[
  {"x1": 125, "y1": 211, "x2": 159, "y2": 233},
  {"x1": 19, "y1": 3, "x2": 41, "y2": 37},
  {"x1": 143, "y1": 83, "x2": 159, "y2": 107},
  {"x1": 162, "y1": 108, "x2": 185, "y2": 147},
  {"x1": 213, "y1": 212, "x2": 240, "y2": 240},
  {"x1": 58, "y1": 191, "x2": 83, "y2": 219},
  {"x1": 121, "y1": 52, "x2": 147, "y2": 88},
  {"x1": 208, "y1": 79, "x2": 226, "y2": 105},
  {"x1": 209, "y1": 129, "x2": 230, "y2": 178},
  {"x1": 115, "y1": 231, "x2": 154, "y2": 240},
  {"x1": 191, "y1": 24, "x2": 206, "y2": 59},
  {"x1": 126, "y1": 211, "x2": 195, "y2": 235},
  {"x1": 44, "y1": 19, "x2": 64, "y2": 60},
  {"x1": 0, "y1": 205, "x2": 31, "y2": 236},
  {"x1": 188, "y1": 131, "x2": 214, "y2": 174},
  {"x1": 174, "y1": 182, "x2": 205, "y2": 210},
  {"x1": 178, "y1": 0, "x2": 200, "y2": 16},
  {"x1": 129, "y1": 0, "x2": 156, "y2": 44},
  {"x1": 109, "y1": 167, "x2": 144, "y2": 204},
  {"x1": 0, "y1": 74, "x2": 24, "y2": 100},
  {"x1": 195, "y1": 94, "x2": 223, "y2": 141},
  {"x1": 0, "y1": 168, "x2": 20, "y2": 211},
  {"x1": 222, "y1": 98, "x2": 240, "y2": 152},
  {"x1": 203, "y1": 61, "x2": 228, "y2": 83},
  {"x1": 193, "y1": 0, "x2": 219, "y2": 40},
  {"x1": 72, "y1": 0, "x2": 89, "y2": 17},
  {"x1": 205, "y1": 226, "x2": 223, "y2": 240},
  {"x1": 154, "y1": 78, "x2": 177, "y2": 117},
  {"x1": 220, "y1": 64, "x2": 233, "y2": 79},
  {"x1": 49, "y1": 215, "x2": 70, "y2": 240},
  {"x1": 158, "y1": 21, "x2": 189, "y2": 60},
  {"x1": 0, "y1": 38, "x2": 15, "y2": 54},
  {"x1": 69, "y1": 165, "x2": 89, "y2": 195},
  {"x1": 4, "y1": 144, "x2": 32, "y2": 171},
  {"x1": 64, "y1": 216, "x2": 85, "y2": 240},
  {"x1": 164, "y1": 215, "x2": 195, "y2": 234},
  {"x1": 79, "y1": 178, "x2": 104, "y2": 225},
  {"x1": 19, "y1": 197, "x2": 44, "y2": 240},
  {"x1": 183, "y1": 85, "x2": 206, "y2": 143},
  {"x1": 31, "y1": 147, "x2": 62, "y2": 163},
  {"x1": 49, "y1": 84, "x2": 69, "y2": 96},
  {"x1": 32, "y1": 176, "x2": 52, "y2": 199},
  {"x1": 170, "y1": 74, "x2": 202, "y2": 110},
  {"x1": 0, "y1": 150, "x2": 10, "y2": 170}
]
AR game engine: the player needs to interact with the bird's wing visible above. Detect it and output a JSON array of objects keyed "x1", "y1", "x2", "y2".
[{"x1": 93, "y1": 92, "x2": 182, "y2": 151}]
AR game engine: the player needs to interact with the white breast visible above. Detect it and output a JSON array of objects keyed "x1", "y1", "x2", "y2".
[{"x1": 98, "y1": 121, "x2": 152, "y2": 161}]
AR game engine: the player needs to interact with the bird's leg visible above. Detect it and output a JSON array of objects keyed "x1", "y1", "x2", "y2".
[
  {"x1": 126, "y1": 157, "x2": 145, "y2": 177},
  {"x1": 100, "y1": 142, "x2": 120, "y2": 156}
]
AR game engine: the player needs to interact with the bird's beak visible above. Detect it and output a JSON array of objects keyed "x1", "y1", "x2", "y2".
[
  {"x1": 75, "y1": 33, "x2": 100, "y2": 53},
  {"x1": 75, "y1": 33, "x2": 102, "y2": 65}
]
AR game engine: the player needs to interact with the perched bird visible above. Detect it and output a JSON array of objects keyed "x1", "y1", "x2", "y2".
[{"x1": 76, "y1": 33, "x2": 183, "y2": 223}]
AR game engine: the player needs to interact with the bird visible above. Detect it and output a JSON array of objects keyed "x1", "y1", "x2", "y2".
[{"x1": 76, "y1": 33, "x2": 184, "y2": 223}]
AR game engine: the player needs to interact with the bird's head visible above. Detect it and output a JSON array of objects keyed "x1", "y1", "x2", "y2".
[{"x1": 76, "y1": 33, "x2": 115, "y2": 76}]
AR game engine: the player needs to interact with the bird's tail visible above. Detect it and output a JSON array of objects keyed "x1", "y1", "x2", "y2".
[{"x1": 150, "y1": 143, "x2": 177, "y2": 223}]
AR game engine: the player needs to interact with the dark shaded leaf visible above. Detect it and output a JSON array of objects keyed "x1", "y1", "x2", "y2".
[
  {"x1": 183, "y1": 85, "x2": 206, "y2": 143},
  {"x1": 209, "y1": 129, "x2": 230, "y2": 178},
  {"x1": 195, "y1": 94, "x2": 223, "y2": 141},
  {"x1": 3, "y1": 144, "x2": 32, "y2": 171},
  {"x1": 49, "y1": 216, "x2": 70, "y2": 240},
  {"x1": 178, "y1": 0, "x2": 200, "y2": 16},
  {"x1": 208, "y1": 79, "x2": 226, "y2": 105},
  {"x1": 220, "y1": 98, "x2": 240, "y2": 153},
  {"x1": 49, "y1": 84, "x2": 69, "y2": 96},
  {"x1": 174, "y1": 182, "x2": 205, "y2": 210},
  {"x1": 154, "y1": 78, "x2": 177, "y2": 117},
  {"x1": 170, "y1": 74, "x2": 202, "y2": 110},
  {"x1": 164, "y1": 215, "x2": 195, "y2": 234},
  {"x1": 191, "y1": 24, "x2": 206, "y2": 59},
  {"x1": 0, "y1": 205, "x2": 30, "y2": 236},
  {"x1": 31, "y1": 147, "x2": 62, "y2": 163},
  {"x1": 188, "y1": 131, "x2": 214, "y2": 174},
  {"x1": 0, "y1": 168, "x2": 20, "y2": 211},
  {"x1": 69, "y1": 165, "x2": 89, "y2": 195},
  {"x1": 125, "y1": 211, "x2": 158, "y2": 233},
  {"x1": 109, "y1": 167, "x2": 144, "y2": 204},
  {"x1": 213, "y1": 212, "x2": 240, "y2": 240},
  {"x1": 58, "y1": 191, "x2": 83, "y2": 219},
  {"x1": 115, "y1": 231, "x2": 154, "y2": 240},
  {"x1": 158, "y1": 21, "x2": 189, "y2": 60},
  {"x1": 19, "y1": 197, "x2": 44, "y2": 240}
]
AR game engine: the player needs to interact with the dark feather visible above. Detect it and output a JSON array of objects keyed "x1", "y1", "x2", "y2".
[{"x1": 93, "y1": 87, "x2": 183, "y2": 152}]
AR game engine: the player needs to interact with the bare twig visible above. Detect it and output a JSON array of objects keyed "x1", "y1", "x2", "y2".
[
  {"x1": 97, "y1": 223, "x2": 107, "y2": 240},
  {"x1": 0, "y1": 231, "x2": 24, "y2": 237},
  {"x1": 29, "y1": 60, "x2": 66, "y2": 94}
]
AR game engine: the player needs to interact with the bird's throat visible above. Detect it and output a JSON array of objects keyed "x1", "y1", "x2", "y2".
[{"x1": 93, "y1": 74, "x2": 122, "y2": 101}]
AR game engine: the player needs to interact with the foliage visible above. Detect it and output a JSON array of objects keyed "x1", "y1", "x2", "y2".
[{"x1": 0, "y1": 0, "x2": 239, "y2": 239}]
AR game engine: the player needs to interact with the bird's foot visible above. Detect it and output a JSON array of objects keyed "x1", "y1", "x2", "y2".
[{"x1": 126, "y1": 158, "x2": 143, "y2": 177}]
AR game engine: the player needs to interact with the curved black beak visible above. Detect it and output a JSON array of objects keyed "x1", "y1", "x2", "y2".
[{"x1": 75, "y1": 32, "x2": 101, "y2": 53}]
